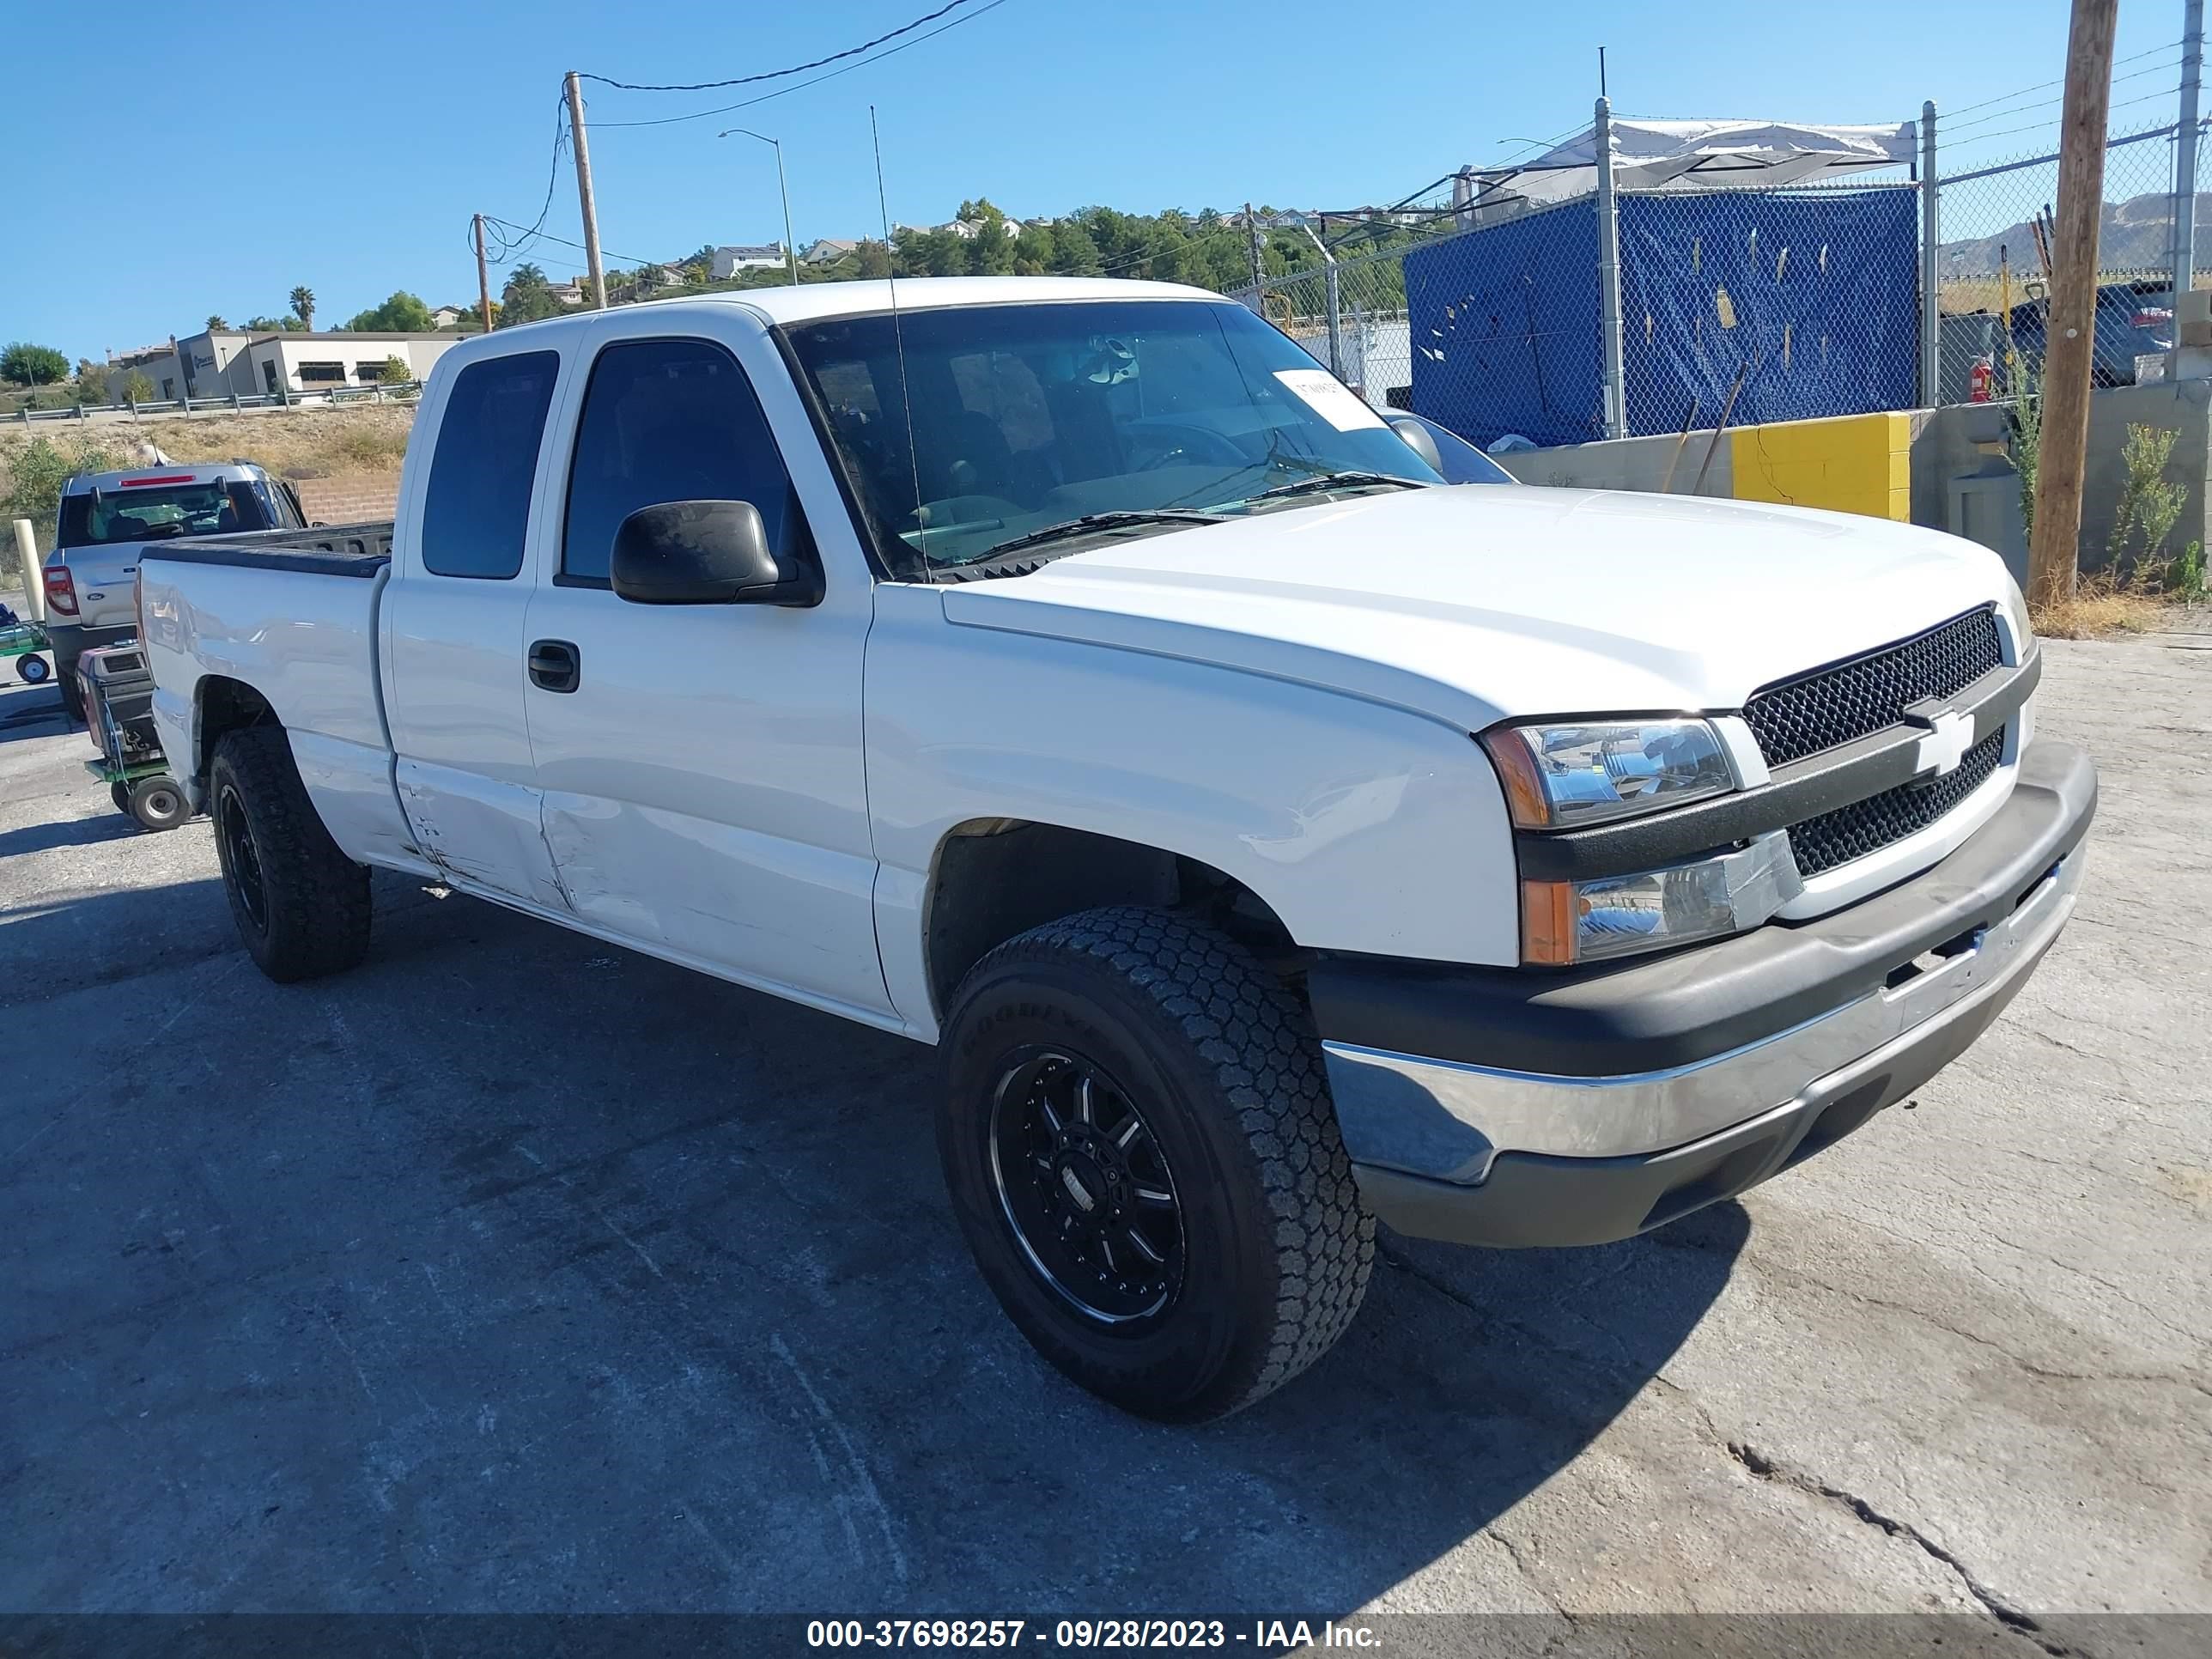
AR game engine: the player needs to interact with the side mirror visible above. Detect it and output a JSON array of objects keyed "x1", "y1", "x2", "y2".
[
  {"x1": 1387, "y1": 415, "x2": 1443, "y2": 474},
  {"x1": 610, "y1": 499, "x2": 821, "y2": 607}
]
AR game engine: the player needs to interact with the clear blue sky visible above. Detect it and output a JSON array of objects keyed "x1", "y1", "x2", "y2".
[{"x1": 3, "y1": 0, "x2": 2192, "y2": 362}]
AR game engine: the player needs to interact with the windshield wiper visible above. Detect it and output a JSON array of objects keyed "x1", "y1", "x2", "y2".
[
  {"x1": 958, "y1": 508, "x2": 1230, "y2": 562},
  {"x1": 1231, "y1": 470, "x2": 1432, "y2": 507}
]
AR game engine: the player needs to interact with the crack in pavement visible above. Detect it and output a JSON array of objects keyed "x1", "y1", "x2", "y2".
[
  {"x1": 1479, "y1": 1524, "x2": 1578, "y2": 1633},
  {"x1": 1725, "y1": 1441, "x2": 2088, "y2": 1658},
  {"x1": 1378, "y1": 1241, "x2": 2136, "y2": 1648}
]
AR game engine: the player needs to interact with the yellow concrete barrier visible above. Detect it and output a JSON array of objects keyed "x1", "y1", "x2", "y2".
[{"x1": 1730, "y1": 412, "x2": 1911, "y2": 521}]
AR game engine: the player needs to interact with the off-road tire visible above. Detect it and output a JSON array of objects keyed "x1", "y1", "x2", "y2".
[
  {"x1": 939, "y1": 905, "x2": 1374, "y2": 1421},
  {"x1": 210, "y1": 727, "x2": 371, "y2": 982}
]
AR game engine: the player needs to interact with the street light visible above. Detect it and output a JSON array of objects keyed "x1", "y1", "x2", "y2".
[{"x1": 718, "y1": 128, "x2": 799, "y2": 286}]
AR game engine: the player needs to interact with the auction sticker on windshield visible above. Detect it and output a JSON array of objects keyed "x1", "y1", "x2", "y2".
[{"x1": 1272, "y1": 368, "x2": 1386, "y2": 432}]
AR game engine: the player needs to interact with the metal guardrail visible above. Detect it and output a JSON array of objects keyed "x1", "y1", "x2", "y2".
[{"x1": 14, "y1": 382, "x2": 423, "y2": 424}]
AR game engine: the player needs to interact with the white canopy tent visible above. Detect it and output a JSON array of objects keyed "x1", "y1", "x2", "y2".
[{"x1": 1458, "y1": 118, "x2": 1918, "y2": 217}]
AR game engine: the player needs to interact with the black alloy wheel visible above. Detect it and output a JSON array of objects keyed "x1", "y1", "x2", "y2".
[
  {"x1": 217, "y1": 782, "x2": 270, "y2": 933},
  {"x1": 988, "y1": 1049, "x2": 1184, "y2": 1324}
]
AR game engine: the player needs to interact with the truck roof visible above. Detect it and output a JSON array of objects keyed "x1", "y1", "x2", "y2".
[
  {"x1": 481, "y1": 276, "x2": 1228, "y2": 346},
  {"x1": 62, "y1": 461, "x2": 272, "y2": 494},
  {"x1": 722, "y1": 276, "x2": 1226, "y2": 326}
]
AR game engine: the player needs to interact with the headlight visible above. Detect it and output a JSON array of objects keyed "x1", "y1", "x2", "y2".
[
  {"x1": 1481, "y1": 718, "x2": 1735, "y2": 830},
  {"x1": 1521, "y1": 835, "x2": 1802, "y2": 965}
]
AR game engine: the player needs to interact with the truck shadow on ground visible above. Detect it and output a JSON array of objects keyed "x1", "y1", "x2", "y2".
[
  {"x1": 0, "y1": 684, "x2": 70, "y2": 745},
  {"x1": 0, "y1": 813, "x2": 141, "y2": 860},
  {"x1": 3, "y1": 876, "x2": 1745, "y2": 1615}
]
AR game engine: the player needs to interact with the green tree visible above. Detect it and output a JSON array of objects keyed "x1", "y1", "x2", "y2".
[
  {"x1": 343, "y1": 291, "x2": 436, "y2": 332},
  {"x1": 122, "y1": 371, "x2": 155, "y2": 403},
  {"x1": 0, "y1": 434, "x2": 126, "y2": 564},
  {"x1": 499, "y1": 263, "x2": 562, "y2": 325},
  {"x1": 852, "y1": 239, "x2": 892, "y2": 279},
  {"x1": 206, "y1": 314, "x2": 230, "y2": 331},
  {"x1": 1, "y1": 343, "x2": 69, "y2": 386},
  {"x1": 376, "y1": 355, "x2": 413, "y2": 385},
  {"x1": 1046, "y1": 219, "x2": 1103, "y2": 276},
  {"x1": 289, "y1": 285, "x2": 316, "y2": 329},
  {"x1": 73, "y1": 361, "x2": 110, "y2": 404}
]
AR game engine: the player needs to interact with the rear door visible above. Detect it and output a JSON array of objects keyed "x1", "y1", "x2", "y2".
[
  {"x1": 520, "y1": 313, "x2": 889, "y2": 1018},
  {"x1": 380, "y1": 345, "x2": 573, "y2": 908}
]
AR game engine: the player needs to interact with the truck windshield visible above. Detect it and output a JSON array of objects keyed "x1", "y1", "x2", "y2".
[
  {"x1": 782, "y1": 299, "x2": 1443, "y2": 576},
  {"x1": 58, "y1": 480, "x2": 274, "y2": 548}
]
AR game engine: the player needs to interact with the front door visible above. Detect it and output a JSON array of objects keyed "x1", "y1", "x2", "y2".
[
  {"x1": 521, "y1": 324, "x2": 889, "y2": 1020},
  {"x1": 381, "y1": 345, "x2": 572, "y2": 910}
]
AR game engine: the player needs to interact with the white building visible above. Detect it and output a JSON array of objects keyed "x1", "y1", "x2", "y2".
[
  {"x1": 801, "y1": 238, "x2": 862, "y2": 266},
  {"x1": 708, "y1": 244, "x2": 786, "y2": 279},
  {"x1": 110, "y1": 328, "x2": 466, "y2": 404}
]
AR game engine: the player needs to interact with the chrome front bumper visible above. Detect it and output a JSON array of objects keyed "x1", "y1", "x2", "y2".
[
  {"x1": 1325, "y1": 848, "x2": 2085, "y2": 1179},
  {"x1": 1312, "y1": 738, "x2": 2096, "y2": 1248}
]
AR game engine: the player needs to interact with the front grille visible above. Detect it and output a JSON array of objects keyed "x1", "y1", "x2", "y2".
[
  {"x1": 1789, "y1": 727, "x2": 2005, "y2": 878},
  {"x1": 1745, "y1": 608, "x2": 2004, "y2": 767}
]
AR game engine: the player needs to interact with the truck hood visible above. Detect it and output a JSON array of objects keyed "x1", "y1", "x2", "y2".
[{"x1": 937, "y1": 485, "x2": 2014, "y2": 731}]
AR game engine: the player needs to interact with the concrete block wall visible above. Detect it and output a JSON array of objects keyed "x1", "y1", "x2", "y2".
[
  {"x1": 1731, "y1": 413, "x2": 1911, "y2": 522},
  {"x1": 1498, "y1": 385, "x2": 2212, "y2": 579},
  {"x1": 294, "y1": 473, "x2": 401, "y2": 526}
]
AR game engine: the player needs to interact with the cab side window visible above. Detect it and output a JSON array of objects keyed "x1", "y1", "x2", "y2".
[
  {"x1": 562, "y1": 337, "x2": 809, "y2": 585},
  {"x1": 420, "y1": 350, "x2": 560, "y2": 579}
]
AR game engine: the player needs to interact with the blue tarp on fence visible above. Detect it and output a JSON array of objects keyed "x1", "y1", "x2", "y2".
[
  {"x1": 1405, "y1": 201, "x2": 1603, "y2": 450},
  {"x1": 1619, "y1": 188, "x2": 1917, "y2": 435},
  {"x1": 1406, "y1": 187, "x2": 1917, "y2": 449}
]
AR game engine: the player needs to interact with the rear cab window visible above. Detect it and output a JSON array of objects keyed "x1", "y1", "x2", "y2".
[
  {"x1": 58, "y1": 477, "x2": 277, "y2": 548},
  {"x1": 420, "y1": 350, "x2": 561, "y2": 579}
]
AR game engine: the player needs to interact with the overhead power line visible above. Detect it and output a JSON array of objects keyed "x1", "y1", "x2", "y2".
[
  {"x1": 590, "y1": 0, "x2": 1013, "y2": 130},
  {"x1": 480, "y1": 100, "x2": 572, "y2": 265},
  {"x1": 578, "y1": 0, "x2": 985, "y2": 93},
  {"x1": 1942, "y1": 34, "x2": 2179, "y2": 120}
]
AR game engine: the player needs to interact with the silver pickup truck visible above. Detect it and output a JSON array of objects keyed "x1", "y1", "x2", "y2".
[{"x1": 41, "y1": 462, "x2": 307, "y2": 720}]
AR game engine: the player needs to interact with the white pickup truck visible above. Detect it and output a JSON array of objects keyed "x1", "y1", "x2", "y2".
[{"x1": 139, "y1": 277, "x2": 2095, "y2": 1421}]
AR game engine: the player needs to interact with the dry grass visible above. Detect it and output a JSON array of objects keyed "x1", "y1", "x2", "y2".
[
  {"x1": 2030, "y1": 575, "x2": 2175, "y2": 639},
  {"x1": 0, "y1": 404, "x2": 416, "y2": 482},
  {"x1": 1936, "y1": 269, "x2": 2189, "y2": 317}
]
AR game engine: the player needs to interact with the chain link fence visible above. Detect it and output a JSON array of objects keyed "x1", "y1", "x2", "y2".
[
  {"x1": 1237, "y1": 94, "x2": 2208, "y2": 456},
  {"x1": 1934, "y1": 120, "x2": 2191, "y2": 404}
]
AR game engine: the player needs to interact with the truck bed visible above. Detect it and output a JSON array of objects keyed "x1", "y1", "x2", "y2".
[
  {"x1": 139, "y1": 522, "x2": 394, "y2": 577},
  {"x1": 138, "y1": 523, "x2": 416, "y2": 871}
]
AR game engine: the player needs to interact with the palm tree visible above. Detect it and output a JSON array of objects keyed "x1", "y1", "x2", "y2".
[
  {"x1": 206, "y1": 314, "x2": 229, "y2": 331},
  {"x1": 289, "y1": 286, "x2": 316, "y2": 330}
]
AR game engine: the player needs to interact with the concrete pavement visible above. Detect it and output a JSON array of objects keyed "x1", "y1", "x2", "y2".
[{"x1": 0, "y1": 633, "x2": 2205, "y2": 1632}]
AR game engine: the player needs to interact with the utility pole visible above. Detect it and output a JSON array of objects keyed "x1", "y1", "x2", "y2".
[
  {"x1": 2175, "y1": 0, "x2": 2205, "y2": 305},
  {"x1": 1244, "y1": 203, "x2": 1265, "y2": 307},
  {"x1": 563, "y1": 70, "x2": 610, "y2": 311},
  {"x1": 473, "y1": 214, "x2": 494, "y2": 331},
  {"x1": 2028, "y1": 0, "x2": 2118, "y2": 609}
]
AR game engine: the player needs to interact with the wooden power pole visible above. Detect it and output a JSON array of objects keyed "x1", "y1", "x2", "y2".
[
  {"x1": 2028, "y1": 0, "x2": 2119, "y2": 609},
  {"x1": 563, "y1": 71, "x2": 611, "y2": 311},
  {"x1": 473, "y1": 214, "x2": 494, "y2": 332}
]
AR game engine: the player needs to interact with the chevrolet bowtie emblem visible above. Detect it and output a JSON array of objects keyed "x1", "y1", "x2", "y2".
[{"x1": 1903, "y1": 700, "x2": 1974, "y2": 781}]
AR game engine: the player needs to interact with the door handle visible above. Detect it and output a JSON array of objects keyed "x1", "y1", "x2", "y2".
[{"x1": 528, "y1": 639, "x2": 580, "y2": 693}]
